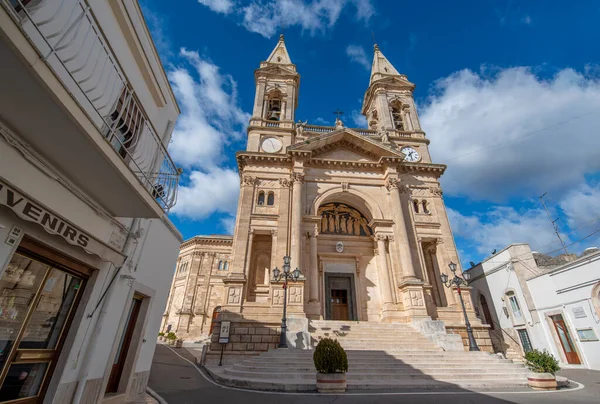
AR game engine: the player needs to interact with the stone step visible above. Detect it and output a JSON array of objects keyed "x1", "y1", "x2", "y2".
[
  {"x1": 233, "y1": 363, "x2": 528, "y2": 374},
  {"x1": 223, "y1": 369, "x2": 529, "y2": 381}
]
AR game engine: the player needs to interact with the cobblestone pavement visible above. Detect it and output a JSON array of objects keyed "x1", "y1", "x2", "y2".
[{"x1": 149, "y1": 344, "x2": 600, "y2": 404}]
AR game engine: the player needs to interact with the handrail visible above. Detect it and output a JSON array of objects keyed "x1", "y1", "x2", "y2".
[{"x1": 3, "y1": 0, "x2": 180, "y2": 211}]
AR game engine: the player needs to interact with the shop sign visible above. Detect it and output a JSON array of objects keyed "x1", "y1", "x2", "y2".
[{"x1": 0, "y1": 179, "x2": 126, "y2": 266}]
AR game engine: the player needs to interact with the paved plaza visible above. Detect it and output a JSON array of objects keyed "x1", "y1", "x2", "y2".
[{"x1": 148, "y1": 344, "x2": 600, "y2": 404}]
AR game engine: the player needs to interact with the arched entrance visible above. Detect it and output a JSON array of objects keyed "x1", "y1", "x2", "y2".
[
  {"x1": 316, "y1": 201, "x2": 375, "y2": 321},
  {"x1": 479, "y1": 294, "x2": 494, "y2": 330},
  {"x1": 209, "y1": 306, "x2": 221, "y2": 336}
]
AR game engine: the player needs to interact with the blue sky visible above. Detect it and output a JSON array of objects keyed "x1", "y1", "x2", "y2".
[{"x1": 141, "y1": 0, "x2": 600, "y2": 267}]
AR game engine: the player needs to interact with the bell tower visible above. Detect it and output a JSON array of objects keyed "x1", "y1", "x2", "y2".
[
  {"x1": 247, "y1": 34, "x2": 300, "y2": 153},
  {"x1": 361, "y1": 44, "x2": 422, "y2": 134}
]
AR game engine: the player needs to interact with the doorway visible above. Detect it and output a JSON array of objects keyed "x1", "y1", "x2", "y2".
[
  {"x1": 106, "y1": 296, "x2": 143, "y2": 393},
  {"x1": 324, "y1": 273, "x2": 357, "y2": 321},
  {"x1": 0, "y1": 242, "x2": 87, "y2": 404},
  {"x1": 550, "y1": 314, "x2": 581, "y2": 364}
]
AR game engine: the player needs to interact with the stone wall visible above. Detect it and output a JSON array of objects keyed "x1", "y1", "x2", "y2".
[
  {"x1": 209, "y1": 320, "x2": 281, "y2": 353},
  {"x1": 446, "y1": 325, "x2": 494, "y2": 353}
]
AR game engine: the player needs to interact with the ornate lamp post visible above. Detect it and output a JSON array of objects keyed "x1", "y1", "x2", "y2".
[
  {"x1": 440, "y1": 262, "x2": 480, "y2": 351},
  {"x1": 272, "y1": 255, "x2": 301, "y2": 348}
]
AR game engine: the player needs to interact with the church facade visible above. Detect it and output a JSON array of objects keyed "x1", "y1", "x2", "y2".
[{"x1": 162, "y1": 36, "x2": 490, "y2": 352}]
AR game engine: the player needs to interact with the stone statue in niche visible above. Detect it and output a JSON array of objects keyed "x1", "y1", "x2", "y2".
[{"x1": 317, "y1": 202, "x2": 373, "y2": 236}]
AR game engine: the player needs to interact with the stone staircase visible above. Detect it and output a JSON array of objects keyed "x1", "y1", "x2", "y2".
[{"x1": 205, "y1": 320, "x2": 529, "y2": 391}]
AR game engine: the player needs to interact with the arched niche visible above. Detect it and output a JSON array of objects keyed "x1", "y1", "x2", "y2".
[{"x1": 311, "y1": 187, "x2": 383, "y2": 222}]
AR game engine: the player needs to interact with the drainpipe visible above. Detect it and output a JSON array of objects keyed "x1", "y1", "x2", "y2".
[{"x1": 71, "y1": 218, "x2": 141, "y2": 404}]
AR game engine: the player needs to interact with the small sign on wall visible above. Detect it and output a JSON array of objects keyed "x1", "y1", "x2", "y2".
[
  {"x1": 572, "y1": 307, "x2": 587, "y2": 319},
  {"x1": 219, "y1": 321, "x2": 231, "y2": 344}
]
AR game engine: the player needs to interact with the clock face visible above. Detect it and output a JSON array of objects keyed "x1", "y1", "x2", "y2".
[
  {"x1": 261, "y1": 137, "x2": 282, "y2": 153},
  {"x1": 401, "y1": 146, "x2": 420, "y2": 163}
]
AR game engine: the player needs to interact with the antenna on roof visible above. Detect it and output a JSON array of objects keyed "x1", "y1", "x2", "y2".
[{"x1": 539, "y1": 192, "x2": 568, "y2": 254}]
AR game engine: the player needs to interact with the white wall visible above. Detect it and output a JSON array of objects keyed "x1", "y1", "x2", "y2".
[{"x1": 527, "y1": 252, "x2": 600, "y2": 370}]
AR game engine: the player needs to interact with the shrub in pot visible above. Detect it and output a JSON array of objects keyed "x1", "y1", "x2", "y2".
[
  {"x1": 166, "y1": 332, "x2": 177, "y2": 346},
  {"x1": 313, "y1": 338, "x2": 348, "y2": 393},
  {"x1": 158, "y1": 332, "x2": 165, "y2": 341},
  {"x1": 524, "y1": 349, "x2": 560, "y2": 390}
]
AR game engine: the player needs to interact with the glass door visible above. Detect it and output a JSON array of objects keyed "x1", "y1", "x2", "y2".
[
  {"x1": 551, "y1": 314, "x2": 581, "y2": 365},
  {"x1": 0, "y1": 253, "x2": 84, "y2": 403}
]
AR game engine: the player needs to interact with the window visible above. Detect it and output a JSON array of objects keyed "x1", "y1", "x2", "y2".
[
  {"x1": 218, "y1": 260, "x2": 224, "y2": 270},
  {"x1": 391, "y1": 101, "x2": 404, "y2": 130},
  {"x1": 266, "y1": 90, "x2": 282, "y2": 121},
  {"x1": 517, "y1": 329, "x2": 533, "y2": 353},
  {"x1": 218, "y1": 260, "x2": 229, "y2": 271},
  {"x1": 257, "y1": 191, "x2": 265, "y2": 206},
  {"x1": 107, "y1": 89, "x2": 143, "y2": 159},
  {"x1": 506, "y1": 292, "x2": 524, "y2": 323},
  {"x1": 413, "y1": 200, "x2": 420, "y2": 213},
  {"x1": 577, "y1": 328, "x2": 598, "y2": 341},
  {"x1": 422, "y1": 200, "x2": 430, "y2": 214},
  {"x1": 267, "y1": 192, "x2": 275, "y2": 206},
  {"x1": 178, "y1": 262, "x2": 188, "y2": 274}
]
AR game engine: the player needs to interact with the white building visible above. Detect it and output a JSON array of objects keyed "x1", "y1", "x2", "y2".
[
  {"x1": 468, "y1": 243, "x2": 600, "y2": 370},
  {"x1": 0, "y1": 1, "x2": 182, "y2": 403}
]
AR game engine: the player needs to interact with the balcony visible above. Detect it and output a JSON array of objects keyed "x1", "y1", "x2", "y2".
[{"x1": 0, "y1": 0, "x2": 179, "y2": 217}]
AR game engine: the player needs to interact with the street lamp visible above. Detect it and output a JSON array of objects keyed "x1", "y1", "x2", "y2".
[
  {"x1": 440, "y1": 262, "x2": 479, "y2": 351},
  {"x1": 272, "y1": 255, "x2": 302, "y2": 348}
]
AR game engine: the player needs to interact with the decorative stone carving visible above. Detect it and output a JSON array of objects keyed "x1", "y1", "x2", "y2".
[
  {"x1": 399, "y1": 185, "x2": 411, "y2": 194},
  {"x1": 289, "y1": 287, "x2": 302, "y2": 303},
  {"x1": 273, "y1": 289, "x2": 284, "y2": 305},
  {"x1": 385, "y1": 178, "x2": 400, "y2": 190},
  {"x1": 292, "y1": 173, "x2": 305, "y2": 183},
  {"x1": 436, "y1": 237, "x2": 444, "y2": 245},
  {"x1": 227, "y1": 287, "x2": 241, "y2": 304},
  {"x1": 279, "y1": 177, "x2": 292, "y2": 188},
  {"x1": 431, "y1": 187, "x2": 443, "y2": 197},
  {"x1": 241, "y1": 175, "x2": 256, "y2": 186},
  {"x1": 411, "y1": 290, "x2": 424, "y2": 307},
  {"x1": 318, "y1": 202, "x2": 372, "y2": 236},
  {"x1": 341, "y1": 182, "x2": 349, "y2": 192}
]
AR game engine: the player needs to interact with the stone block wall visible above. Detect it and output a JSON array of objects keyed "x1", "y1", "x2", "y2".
[
  {"x1": 446, "y1": 325, "x2": 494, "y2": 353},
  {"x1": 209, "y1": 320, "x2": 281, "y2": 353}
]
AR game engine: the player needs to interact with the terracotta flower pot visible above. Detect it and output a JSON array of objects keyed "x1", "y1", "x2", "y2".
[
  {"x1": 527, "y1": 372, "x2": 557, "y2": 390},
  {"x1": 316, "y1": 372, "x2": 346, "y2": 393}
]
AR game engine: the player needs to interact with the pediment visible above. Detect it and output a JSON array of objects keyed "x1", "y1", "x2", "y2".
[
  {"x1": 373, "y1": 75, "x2": 415, "y2": 89},
  {"x1": 289, "y1": 128, "x2": 405, "y2": 163},
  {"x1": 315, "y1": 147, "x2": 376, "y2": 162},
  {"x1": 257, "y1": 64, "x2": 297, "y2": 76}
]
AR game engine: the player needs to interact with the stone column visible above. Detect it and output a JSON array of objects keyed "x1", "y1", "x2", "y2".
[
  {"x1": 290, "y1": 173, "x2": 304, "y2": 270},
  {"x1": 375, "y1": 235, "x2": 395, "y2": 307},
  {"x1": 386, "y1": 179, "x2": 417, "y2": 279},
  {"x1": 243, "y1": 230, "x2": 255, "y2": 298},
  {"x1": 309, "y1": 231, "x2": 319, "y2": 302}
]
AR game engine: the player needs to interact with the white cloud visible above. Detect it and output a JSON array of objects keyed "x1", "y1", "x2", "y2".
[
  {"x1": 448, "y1": 181, "x2": 600, "y2": 258},
  {"x1": 420, "y1": 67, "x2": 600, "y2": 201},
  {"x1": 314, "y1": 117, "x2": 331, "y2": 125},
  {"x1": 346, "y1": 44, "x2": 370, "y2": 70},
  {"x1": 448, "y1": 206, "x2": 570, "y2": 257},
  {"x1": 167, "y1": 49, "x2": 249, "y2": 228},
  {"x1": 168, "y1": 48, "x2": 249, "y2": 170},
  {"x1": 196, "y1": 0, "x2": 374, "y2": 38},
  {"x1": 198, "y1": 0, "x2": 235, "y2": 14},
  {"x1": 171, "y1": 168, "x2": 240, "y2": 220},
  {"x1": 521, "y1": 15, "x2": 532, "y2": 25},
  {"x1": 350, "y1": 110, "x2": 367, "y2": 127}
]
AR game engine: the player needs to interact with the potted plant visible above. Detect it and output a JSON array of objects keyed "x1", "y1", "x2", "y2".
[
  {"x1": 524, "y1": 349, "x2": 560, "y2": 390},
  {"x1": 158, "y1": 332, "x2": 165, "y2": 342},
  {"x1": 313, "y1": 338, "x2": 348, "y2": 393},
  {"x1": 166, "y1": 332, "x2": 177, "y2": 346}
]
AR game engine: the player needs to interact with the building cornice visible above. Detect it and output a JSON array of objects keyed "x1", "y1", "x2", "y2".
[{"x1": 180, "y1": 235, "x2": 234, "y2": 250}]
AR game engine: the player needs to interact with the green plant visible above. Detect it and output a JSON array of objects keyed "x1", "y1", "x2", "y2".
[
  {"x1": 166, "y1": 332, "x2": 177, "y2": 341},
  {"x1": 313, "y1": 338, "x2": 348, "y2": 374},
  {"x1": 524, "y1": 349, "x2": 560, "y2": 374},
  {"x1": 158, "y1": 332, "x2": 165, "y2": 337}
]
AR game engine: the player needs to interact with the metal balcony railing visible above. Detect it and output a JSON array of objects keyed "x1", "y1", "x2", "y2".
[{"x1": 2, "y1": 0, "x2": 180, "y2": 211}]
